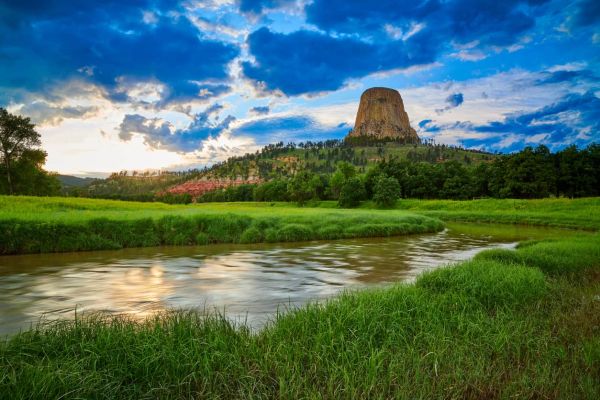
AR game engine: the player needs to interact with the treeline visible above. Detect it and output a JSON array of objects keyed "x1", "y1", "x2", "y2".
[{"x1": 196, "y1": 144, "x2": 600, "y2": 207}]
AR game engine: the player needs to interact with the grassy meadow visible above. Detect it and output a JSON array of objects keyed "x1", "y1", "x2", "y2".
[
  {"x1": 1, "y1": 195, "x2": 599, "y2": 254},
  {"x1": 388, "y1": 197, "x2": 600, "y2": 230},
  {"x1": 1, "y1": 232, "x2": 598, "y2": 398},
  {"x1": 1, "y1": 196, "x2": 599, "y2": 397},
  {"x1": 0, "y1": 196, "x2": 443, "y2": 254}
]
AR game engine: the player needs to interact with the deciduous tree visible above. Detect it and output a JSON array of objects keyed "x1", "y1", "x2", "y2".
[{"x1": 0, "y1": 108, "x2": 41, "y2": 195}]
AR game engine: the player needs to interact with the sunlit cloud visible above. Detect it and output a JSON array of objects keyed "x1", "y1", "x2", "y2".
[{"x1": 0, "y1": 0, "x2": 598, "y2": 175}]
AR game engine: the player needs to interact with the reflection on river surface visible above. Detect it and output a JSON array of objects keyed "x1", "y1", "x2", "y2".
[{"x1": 0, "y1": 223, "x2": 568, "y2": 335}]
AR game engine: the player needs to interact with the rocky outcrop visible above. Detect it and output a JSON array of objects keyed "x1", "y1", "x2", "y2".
[{"x1": 347, "y1": 87, "x2": 419, "y2": 142}]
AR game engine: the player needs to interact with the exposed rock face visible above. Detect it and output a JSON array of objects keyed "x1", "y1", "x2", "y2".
[{"x1": 347, "y1": 87, "x2": 419, "y2": 142}]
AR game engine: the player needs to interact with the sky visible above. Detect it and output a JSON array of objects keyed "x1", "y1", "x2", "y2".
[{"x1": 1, "y1": 0, "x2": 599, "y2": 176}]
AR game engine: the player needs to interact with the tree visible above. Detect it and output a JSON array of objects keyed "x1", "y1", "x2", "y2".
[
  {"x1": 288, "y1": 171, "x2": 320, "y2": 206},
  {"x1": 329, "y1": 161, "x2": 356, "y2": 199},
  {"x1": 10, "y1": 149, "x2": 60, "y2": 196},
  {"x1": 373, "y1": 175, "x2": 400, "y2": 208},
  {"x1": 0, "y1": 108, "x2": 41, "y2": 194},
  {"x1": 338, "y1": 176, "x2": 366, "y2": 208}
]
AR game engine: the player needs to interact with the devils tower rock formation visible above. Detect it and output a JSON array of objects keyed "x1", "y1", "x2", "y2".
[{"x1": 347, "y1": 87, "x2": 419, "y2": 143}]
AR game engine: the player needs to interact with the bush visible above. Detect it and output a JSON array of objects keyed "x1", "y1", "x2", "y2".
[
  {"x1": 373, "y1": 175, "x2": 400, "y2": 208},
  {"x1": 338, "y1": 177, "x2": 366, "y2": 208}
]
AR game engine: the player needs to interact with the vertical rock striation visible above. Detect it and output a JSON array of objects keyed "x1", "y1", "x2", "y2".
[{"x1": 347, "y1": 87, "x2": 419, "y2": 142}]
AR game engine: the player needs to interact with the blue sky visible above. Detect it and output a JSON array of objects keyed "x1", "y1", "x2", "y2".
[{"x1": 0, "y1": 0, "x2": 598, "y2": 175}]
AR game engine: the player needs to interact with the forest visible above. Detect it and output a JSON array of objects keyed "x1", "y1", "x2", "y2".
[{"x1": 196, "y1": 144, "x2": 600, "y2": 206}]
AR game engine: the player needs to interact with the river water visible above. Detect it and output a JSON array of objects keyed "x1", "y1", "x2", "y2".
[{"x1": 0, "y1": 223, "x2": 565, "y2": 335}]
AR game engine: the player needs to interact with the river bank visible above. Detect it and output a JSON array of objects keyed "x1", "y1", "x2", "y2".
[
  {"x1": 1, "y1": 230, "x2": 598, "y2": 398},
  {"x1": 0, "y1": 196, "x2": 443, "y2": 255},
  {"x1": 2, "y1": 196, "x2": 599, "y2": 255}
]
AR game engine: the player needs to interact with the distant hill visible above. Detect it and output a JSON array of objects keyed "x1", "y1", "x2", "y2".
[
  {"x1": 57, "y1": 175, "x2": 99, "y2": 188},
  {"x1": 76, "y1": 141, "x2": 496, "y2": 199}
]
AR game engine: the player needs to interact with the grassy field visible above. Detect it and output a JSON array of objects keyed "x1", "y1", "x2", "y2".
[
  {"x1": 1, "y1": 232, "x2": 598, "y2": 399},
  {"x1": 387, "y1": 197, "x2": 600, "y2": 230},
  {"x1": 1, "y1": 196, "x2": 599, "y2": 254},
  {"x1": 0, "y1": 196, "x2": 443, "y2": 254}
]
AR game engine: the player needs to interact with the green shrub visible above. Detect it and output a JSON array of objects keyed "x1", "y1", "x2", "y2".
[
  {"x1": 338, "y1": 177, "x2": 366, "y2": 208},
  {"x1": 373, "y1": 175, "x2": 400, "y2": 208}
]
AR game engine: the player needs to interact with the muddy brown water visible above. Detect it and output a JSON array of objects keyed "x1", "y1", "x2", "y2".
[{"x1": 0, "y1": 223, "x2": 569, "y2": 335}]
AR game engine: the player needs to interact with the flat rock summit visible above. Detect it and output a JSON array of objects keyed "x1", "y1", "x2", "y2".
[{"x1": 347, "y1": 87, "x2": 419, "y2": 143}]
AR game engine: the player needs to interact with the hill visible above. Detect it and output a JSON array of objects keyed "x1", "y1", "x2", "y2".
[
  {"x1": 57, "y1": 175, "x2": 99, "y2": 188},
  {"x1": 76, "y1": 141, "x2": 495, "y2": 199}
]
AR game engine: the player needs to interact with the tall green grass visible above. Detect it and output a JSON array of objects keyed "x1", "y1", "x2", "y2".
[
  {"x1": 385, "y1": 197, "x2": 600, "y2": 230},
  {"x1": 0, "y1": 196, "x2": 443, "y2": 254},
  {"x1": 2, "y1": 234, "x2": 599, "y2": 399}
]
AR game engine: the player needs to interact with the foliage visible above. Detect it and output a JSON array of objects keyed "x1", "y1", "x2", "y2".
[
  {"x1": 337, "y1": 176, "x2": 366, "y2": 208},
  {"x1": 191, "y1": 144, "x2": 599, "y2": 206},
  {"x1": 2, "y1": 234, "x2": 599, "y2": 398},
  {"x1": 287, "y1": 171, "x2": 323, "y2": 206},
  {"x1": 368, "y1": 144, "x2": 599, "y2": 200},
  {"x1": 0, "y1": 108, "x2": 59, "y2": 196},
  {"x1": 67, "y1": 141, "x2": 496, "y2": 200},
  {"x1": 372, "y1": 175, "x2": 400, "y2": 208},
  {"x1": 329, "y1": 161, "x2": 356, "y2": 200},
  {"x1": 252, "y1": 179, "x2": 288, "y2": 202}
]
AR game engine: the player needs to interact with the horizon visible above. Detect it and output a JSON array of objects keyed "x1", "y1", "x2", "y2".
[{"x1": 1, "y1": 0, "x2": 599, "y2": 176}]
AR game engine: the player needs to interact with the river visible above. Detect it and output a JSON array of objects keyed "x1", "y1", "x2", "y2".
[{"x1": 0, "y1": 223, "x2": 567, "y2": 335}]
